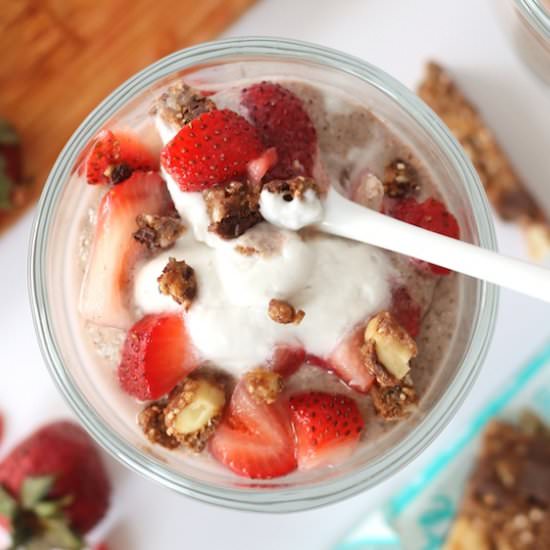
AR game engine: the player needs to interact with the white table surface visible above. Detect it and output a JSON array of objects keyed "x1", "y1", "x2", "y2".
[{"x1": 1, "y1": 0, "x2": 550, "y2": 548}]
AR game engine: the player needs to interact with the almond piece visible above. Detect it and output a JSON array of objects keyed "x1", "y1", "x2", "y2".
[
  {"x1": 164, "y1": 377, "x2": 226, "y2": 452},
  {"x1": 364, "y1": 311, "x2": 417, "y2": 380}
]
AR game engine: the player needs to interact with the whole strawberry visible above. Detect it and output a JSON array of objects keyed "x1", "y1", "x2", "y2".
[
  {"x1": 241, "y1": 82, "x2": 317, "y2": 179},
  {"x1": 161, "y1": 109, "x2": 265, "y2": 192},
  {"x1": 0, "y1": 421, "x2": 111, "y2": 549}
]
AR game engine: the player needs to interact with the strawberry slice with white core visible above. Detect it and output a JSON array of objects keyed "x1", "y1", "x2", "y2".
[
  {"x1": 80, "y1": 171, "x2": 173, "y2": 329},
  {"x1": 118, "y1": 313, "x2": 198, "y2": 400},
  {"x1": 209, "y1": 380, "x2": 297, "y2": 479},
  {"x1": 326, "y1": 324, "x2": 375, "y2": 393},
  {"x1": 289, "y1": 391, "x2": 364, "y2": 470}
]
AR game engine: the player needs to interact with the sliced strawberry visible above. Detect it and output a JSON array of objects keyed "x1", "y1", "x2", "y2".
[
  {"x1": 118, "y1": 313, "x2": 198, "y2": 400},
  {"x1": 209, "y1": 381, "x2": 297, "y2": 479},
  {"x1": 327, "y1": 325, "x2": 374, "y2": 393},
  {"x1": 289, "y1": 391, "x2": 364, "y2": 470},
  {"x1": 268, "y1": 344, "x2": 306, "y2": 377},
  {"x1": 390, "y1": 286, "x2": 421, "y2": 338},
  {"x1": 160, "y1": 109, "x2": 265, "y2": 192},
  {"x1": 79, "y1": 171, "x2": 173, "y2": 328},
  {"x1": 247, "y1": 147, "x2": 278, "y2": 185},
  {"x1": 84, "y1": 130, "x2": 158, "y2": 185},
  {"x1": 388, "y1": 197, "x2": 460, "y2": 275},
  {"x1": 241, "y1": 81, "x2": 317, "y2": 179}
]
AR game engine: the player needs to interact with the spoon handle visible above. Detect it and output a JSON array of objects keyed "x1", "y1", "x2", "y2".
[{"x1": 318, "y1": 189, "x2": 550, "y2": 303}]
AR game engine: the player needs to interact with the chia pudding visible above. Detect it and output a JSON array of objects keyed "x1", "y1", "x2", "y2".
[{"x1": 73, "y1": 74, "x2": 461, "y2": 479}]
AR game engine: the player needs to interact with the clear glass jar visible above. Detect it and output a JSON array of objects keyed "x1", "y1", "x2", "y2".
[
  {"x1": 29, "y1": 37, "x2": 498, "y2": 512},
  {"x1": 497, "y1": 0, "x2": 550, "y2": 85}
]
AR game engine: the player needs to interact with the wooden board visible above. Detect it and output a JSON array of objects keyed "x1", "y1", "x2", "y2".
[{"x1": 0, "y1": 0, "x2": 256, "y2": 234}]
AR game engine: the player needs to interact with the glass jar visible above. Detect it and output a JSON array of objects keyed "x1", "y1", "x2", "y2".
[
  {"x1": 497, "y1": 0, "x2": 550, "y2": 85},
  {"x1": 29, "y1": 37, "x2": 498, "y2": 512}
]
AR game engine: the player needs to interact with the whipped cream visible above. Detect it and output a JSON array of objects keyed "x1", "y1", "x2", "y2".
[
  {"x1": 259, "y1": 188, "x2": 323, "y2": 230},
  {"x1": 134, "y1": 226, "x2": 395, "y2": 376}
]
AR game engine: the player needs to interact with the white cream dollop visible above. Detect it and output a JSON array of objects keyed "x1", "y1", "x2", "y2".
[
  {"x1": 134, "y1": 224, "x2": 395, "y2": 376},
  {"x1": 259, "y1": 188, "x2": 323, "y2": 230}
]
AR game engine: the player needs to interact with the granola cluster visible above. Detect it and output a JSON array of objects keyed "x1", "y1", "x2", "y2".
[
  {"x1": 445, "y1": 417, "x2": 550, "y2": 549},
  {"x1": 243, "y1": 368, "x2": 283, "y2": 405},
  {"x1": 133, "y1": 213, "x2": 185, "y2": 250},
  {"x1": 362, "y1": 311, "x2": 418, "y2": 420},
  {"x1": 267, "y1": 298, "x2": 305, "y2": 325},
  {"x1": 151, "y1": 82, "x2": 215, "y2": 129},
  {"x1": 157, "y1": 257, "x2": 197, "y2": 310},
  {"x1": 138, "y1": 375, "x2": 226, "y2": 453},
  {"x1": 203, "y1": 180, "x2": 262, "y2": 239},
  {"x1": 418, "y1": 62, "x2": 550, "y2": 259},
  {"x1": 263, "y1": 176, "x2": 319, "y2": 201},
  {"x1": 383, "y1": 159, "x2": 420, "y2": 198}
]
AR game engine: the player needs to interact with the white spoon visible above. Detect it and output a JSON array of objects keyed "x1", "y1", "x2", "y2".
[{"x1": 316, "y1": 188, "x2": 550, "y2": 303}]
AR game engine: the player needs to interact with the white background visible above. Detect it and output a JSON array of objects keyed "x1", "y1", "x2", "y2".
[{"x1": 1, "y1": 0, "x2": 550, "y2": 548}]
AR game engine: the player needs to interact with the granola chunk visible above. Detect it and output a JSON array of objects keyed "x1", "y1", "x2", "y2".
[
  {"x1": 444, "y1": 417, "x2": 550, "y2": 550},
  {"x1": 364, "y1": 311, "x2": 417, "y2": 380},
  {"x1": 268, "y1": 298, "x2": 305, "y2": 325},
  {"x1": 138, "y1": 402, "x2": 180, "y2": 450},
  {"x1": 361, "y1": 339, "x2": 398, "y2": 388},
  {"x1": 418, "y1": 62, "x2": 550, "y2": 259},
  {"x1": 164, "y1": 376, "x2": 226, "y2": 452},
  {"x1": 263, "y1": 176, "x2": 320, "y2": 201},
  {"x1": 383, "y1": 159, "x2": 420, "y2": 198},
  {"x1": 133, "y1": 214, "x2": 185, "y2": 250},
  {"x1": 203, "y1": 181, "x2": 262, "y2": 239},
  {"x1": 157, "y1": 257, "x2": 197, "y2": 310},
  {"x1": 370, "y1": 381, "x2": 417, "y2": 421},
  {"x1": 151, "y1": 82, "x2": 215, "y2": 130},
  {"x1": 243, "y1": 368, "x2": 283, "y2": 405}
]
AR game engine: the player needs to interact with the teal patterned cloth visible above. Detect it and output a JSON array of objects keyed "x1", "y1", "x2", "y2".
[{"x1": 336, "y1": 341, "x2": 550, "y2": 550}]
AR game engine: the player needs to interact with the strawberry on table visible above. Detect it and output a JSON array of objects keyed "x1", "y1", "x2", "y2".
[
  {"x1": 160, "y1": 109, "x2": 265, "y2": 192},
  {"x1": 84, "y1": 130, "x2": 158, "y2": 185},
  {"x1": 388, "y1": 197, "x2": 460, "y2": 275},
  {"x1": 118, "y1": 313, "x2": 199, "y2": 400},
  {"x1": 79, "y1": 171, "x2": 174, "y2": 329},
  {"x1": 0, "y1": 421, "x2": 110, "y2": 549},
  {"x1": 241, "y1": 81, "x2": 317, "y2": 180},
  {"x1": 209, "y1": 369, "x2": 297, "y2": 479},
  {"x1": 289, "y1": 391, "x2": 364, "y2": 470},
  {"x1": 327, "y1": 325, "x2": 375, "y2": 393}
]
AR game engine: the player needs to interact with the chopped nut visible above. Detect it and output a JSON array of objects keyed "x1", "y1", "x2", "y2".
[
  {"x1": 151, "y1": 81, "x2": 215, "y2": 128},
  {"x1": 417, "y1": 62, "x2": 550, "y2": 260},
  {"x1": 203, "y1": 181, "x2": 262, "y2": 239},
  {"x1": 370, "y1": 382, "x2": 417, "y2": 420},
  {"x1": 164, "y1": 376, "x2": 226, "y2": 452},
  {"x1": 263, "y1": 176, "x2": 320, "y2": 200},
  {"x1": 243, "y1": 368, "x2": 283, "y2": 405},
  {"x1": 364, "y1": 311, "x2": 417, "y2": 380},
  {"x1": 383, "y1": 159, "x2": 420, "y2": 198},
  {"x1": 360, "y1": 339, "x2": 398, "y2": 387},
  {"x1": 268, "y1": 298, "x2": 305, "y2": 325},
  {"x1": 133, "y1": 214, "x2": 185, "y2": 250},
  {"x1": 105, "y1": 163, "x2": 133, "y2": 184},
  {"x1": 138, "y1": 402, "x2": 180, "y2": 450},
  {"x1": 157, "y1": 258, "x2": 197, "y2": 310}
]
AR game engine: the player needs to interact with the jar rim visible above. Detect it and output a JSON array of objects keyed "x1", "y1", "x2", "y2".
[
  {"x1": 29, "y1": 36, "x2": 499, "y2": 511},
  {"x1": 515, "y1": 0, "x2": 550, "y2": 39}
]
